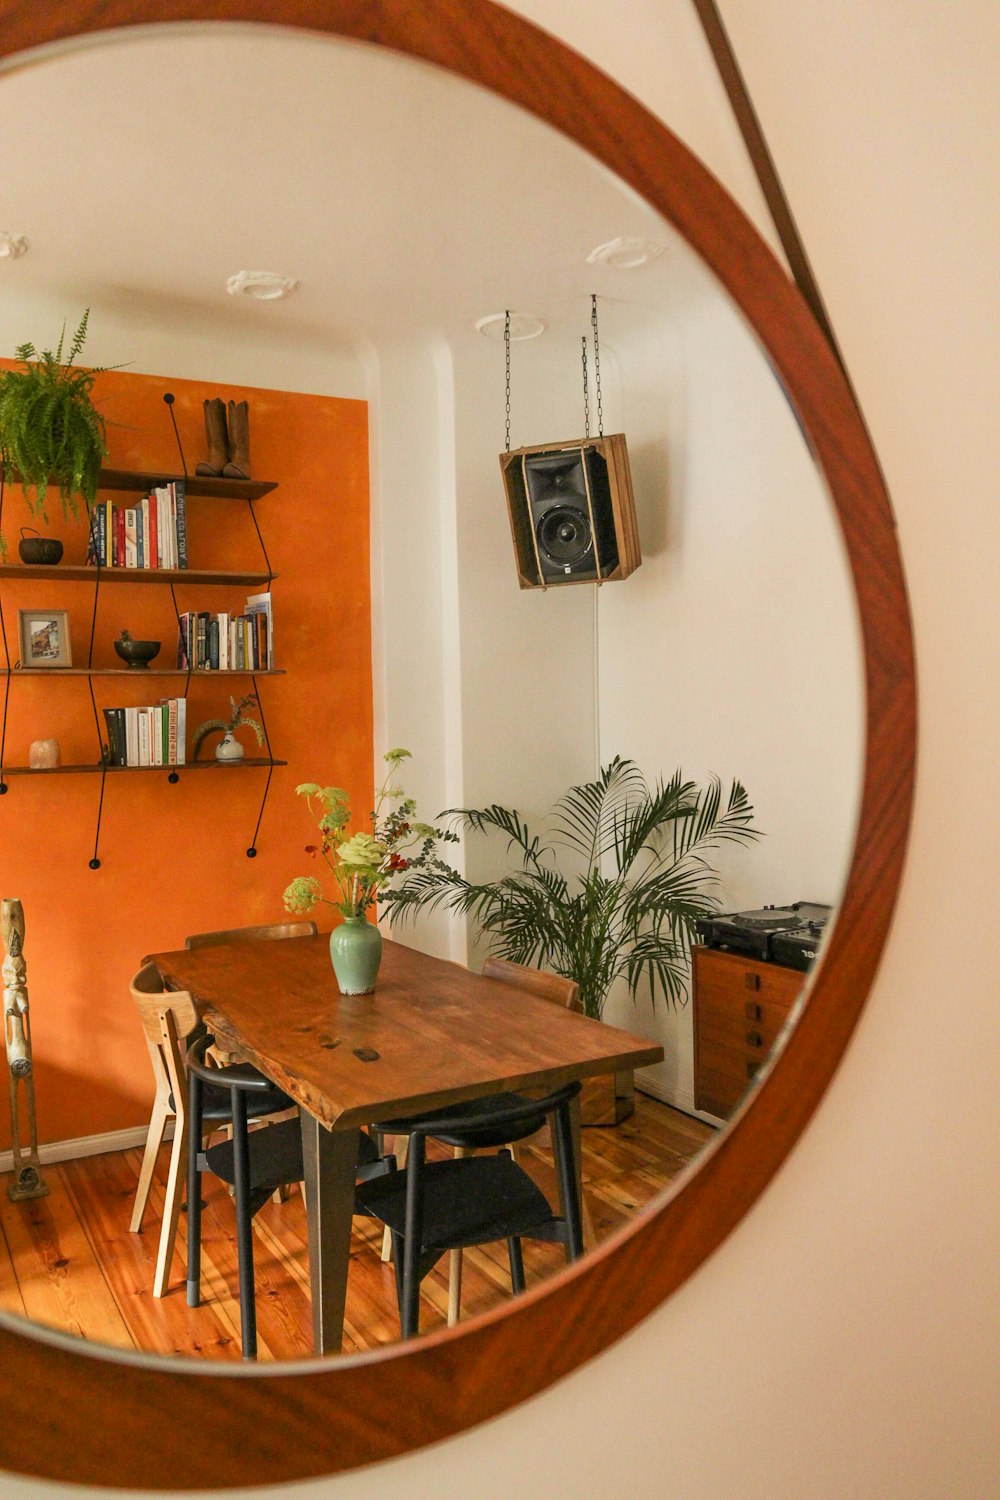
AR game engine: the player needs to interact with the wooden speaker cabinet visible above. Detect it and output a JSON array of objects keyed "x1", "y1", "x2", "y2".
[
  {"x1": 500, "y1": 434, "x2": 641, "y2": 589},
  {"x1": 692, "y1": 945, "x2": 805, "y2": 1120}
]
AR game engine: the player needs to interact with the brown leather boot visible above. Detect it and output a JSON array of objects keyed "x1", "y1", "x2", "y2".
[
  {"x1": 223, "y1": 400, "x2": 250, "y2": 479},
  {"x1": 195, "y1": 398, "x2": 228, "y2": 476}
]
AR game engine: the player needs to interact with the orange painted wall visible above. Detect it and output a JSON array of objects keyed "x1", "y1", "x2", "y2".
[{"x1": 0, "y1": 366, "x2": 372, "y2": 1150}]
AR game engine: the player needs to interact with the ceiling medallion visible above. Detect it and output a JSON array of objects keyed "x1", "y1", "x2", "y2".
[
  {"x1": 476, "y1": 311, "x2": 546, "y2": 340},
  {"x1": 226, "y1": 270, "x2": 299, "y2": 301},
  {"x1": 586, "y1": 236, "x2": 665, "y2": 269}
]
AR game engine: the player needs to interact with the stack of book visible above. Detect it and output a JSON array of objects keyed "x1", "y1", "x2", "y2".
[
  {"x1": 177, "y1": 591, "x2": 273, "y2": 671},
  {"x1": 102, "y1": 699, "x2": 187, "y2": 767},
  {"x1": 89, "y1": 482, "x2": 188, "y2": 569}
]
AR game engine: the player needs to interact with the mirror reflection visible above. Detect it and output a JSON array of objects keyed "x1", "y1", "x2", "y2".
[{"x1": 0, "y1": 27, "x2": 862, "y2": 1362}]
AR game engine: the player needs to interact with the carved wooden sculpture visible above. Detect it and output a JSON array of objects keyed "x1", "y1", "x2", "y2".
[{"x1": 1, "y1": 899, "x2": 48, "y2": 1201}]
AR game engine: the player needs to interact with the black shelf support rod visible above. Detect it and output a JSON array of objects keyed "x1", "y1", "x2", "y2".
[
  {"x1": 246, "y1": 670, "x2": 274, "y2": 858},
  {"x1": 89, "y1": 767, "x2": 107, "y2": 870}
]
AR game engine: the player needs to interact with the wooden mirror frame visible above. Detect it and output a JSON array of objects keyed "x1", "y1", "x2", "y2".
[{"x1": 0, "y1": 2, "x2": 915, "y2": 1489}]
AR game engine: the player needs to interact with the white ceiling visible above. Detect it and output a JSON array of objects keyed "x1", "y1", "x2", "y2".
[{"x1": 0, "y1": 26, "x2": 713, "y2": 357}]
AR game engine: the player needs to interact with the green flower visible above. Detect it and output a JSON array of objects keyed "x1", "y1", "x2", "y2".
[
  {"x1": 283, "y1": 875, "x2": 324, "y2": 914},
  {"x1": 384, "y1": 748, "x2": 411, "y2": 764},
  {"x1": 337, "y1": 832, "x2": 386, "y2": 870}
]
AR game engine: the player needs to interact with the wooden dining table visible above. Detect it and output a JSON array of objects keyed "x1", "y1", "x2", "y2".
[{"x1": 146, "y1": 932, "x2": 664, "y2": 1354}]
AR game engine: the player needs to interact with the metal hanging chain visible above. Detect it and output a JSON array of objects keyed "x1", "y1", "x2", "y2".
[
  {"x1": 581, "y1": 336, "x2": 591, "y2": 438},
  {"x1": 504, "y1": 310, "x2": 511, "y2": 453},
  {"x1": 591, "y1": 294, "x2": 604, "y2": 438}
]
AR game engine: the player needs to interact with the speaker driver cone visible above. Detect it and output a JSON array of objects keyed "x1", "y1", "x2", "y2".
[{"x1": 537, "y1": 504, "x2": 593, "y2": 568}]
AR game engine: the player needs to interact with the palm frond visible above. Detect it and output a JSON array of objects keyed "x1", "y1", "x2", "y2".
[
  {"x1": 441, "y1": 804, "x2": 549, "y2": 869},
  {"x1": 550, "y1": 755, "x2": 646, "y2": 868}
]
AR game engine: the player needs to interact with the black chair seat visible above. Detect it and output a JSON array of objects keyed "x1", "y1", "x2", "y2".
[
  {"x1": 205, "y1": 1116, "x2": 303, "y2": 1193},
  {"x1": 356, "y1": 1151, "x2": 557, "y2": 1252},
  {"x1": 205, "y1": 1120, "x2": 381, "y2": 1194},
  {"x1": 379, "y1": 1092, "x2": 547, "y2": 1149},
  {"x1": 355, "y1": 1083, "x2": 583, "y2": 1338},
  {"x1": 168, "y1": 1077, "x2": 291, "y2": 1122}
]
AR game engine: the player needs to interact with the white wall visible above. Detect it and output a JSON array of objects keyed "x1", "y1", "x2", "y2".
[
  {"x1": 597, "y1": 282, "x2": 862, "y2": 1108},
  {"x1": 3, "y1": 3, "x2": 998, "y2": 1497}
]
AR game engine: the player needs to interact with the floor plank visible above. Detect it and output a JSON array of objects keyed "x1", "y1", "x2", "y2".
[
  {"x1": 0, "y1": 1168, "x2": 134, "y2": 1349},
  {"x1": 0, "y1": 1091, "x2": 715, "y2": 1360},
  {"x1": 0, "y1": 1214, "x2": 28, "y2": 1320}
]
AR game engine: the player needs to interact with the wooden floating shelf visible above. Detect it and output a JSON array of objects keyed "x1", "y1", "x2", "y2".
[
  {"x1": 0, "y1": 564, "x2": 276, "y2": 586},
  {"x1": 0, "y1": 759, "x2": 286, "y2": 777},
  {"x1": 98, "y1": 468, "x2": 277, "y2": 502},
  {"x1": 2, "y1": 668, "x2": 285, "y2": 678}
]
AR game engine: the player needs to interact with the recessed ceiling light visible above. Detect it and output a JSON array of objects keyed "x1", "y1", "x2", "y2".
[
  {"x1": 586, "y1": 237, "x2": 664, "y2": 269},
  {"x1": 0, "y1": 231, "x2": 28, "y2": 262},
  {"x1": 475, "y1": 312, "x2": 546, "y2": 341},
  {"x1": 226, "y1": 270, "x2": 298, "y2": 301}
]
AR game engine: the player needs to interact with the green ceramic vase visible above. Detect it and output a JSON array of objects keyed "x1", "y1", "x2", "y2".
[{"x1": 329, "y1": 916, "x2": 382, "y2": 995}]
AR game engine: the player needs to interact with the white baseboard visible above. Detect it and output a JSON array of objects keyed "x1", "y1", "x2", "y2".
[
  {"x1": 0, "y1": 1123, "x2": 161, "y2": 1175},
  {"x1": 635, "y1": 1070, "x2": 725, "y2": 1128}
]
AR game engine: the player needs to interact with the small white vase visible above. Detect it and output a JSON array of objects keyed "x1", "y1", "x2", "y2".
[{"x1": 215, "y1": 732, "x2": 244, "y2": 762}]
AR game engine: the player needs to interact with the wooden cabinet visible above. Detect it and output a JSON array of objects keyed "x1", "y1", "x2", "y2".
[{"x1": 692, "y1": 945, "x2": 804, "y2": 1120}]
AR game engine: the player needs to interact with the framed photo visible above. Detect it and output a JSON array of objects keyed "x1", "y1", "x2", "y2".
[{"x1": 18, "y1": 608, "x2": 73, "y2": 669}]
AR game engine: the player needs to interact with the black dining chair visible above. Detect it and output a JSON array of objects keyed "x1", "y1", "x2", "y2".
[
  {"x1": 185, "y1": 1031, "x2": 389, "y2": 1360},
  {"x1": 356, "y1": 1080, "x2": 584, "y2": 1339},
  {"x1": 373, "y1": 958, "x2": 585, "y2": 1323}
]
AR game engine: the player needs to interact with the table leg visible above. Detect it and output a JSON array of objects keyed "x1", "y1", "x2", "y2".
[
  {"x1": 568, "y1": 1091, "x2": 596, "y2": 1250},
  {"x1": 300, "y1": 1114, "x2": 359, "y2": 1356}
]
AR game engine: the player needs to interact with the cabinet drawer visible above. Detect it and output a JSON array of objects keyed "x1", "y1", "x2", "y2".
[
  {"x1": 692, "y1": 947, "x2": 805, "y2": 1119},
  {"x1": 693, "y1": 947, "x2": 803, "y2": 1014}
]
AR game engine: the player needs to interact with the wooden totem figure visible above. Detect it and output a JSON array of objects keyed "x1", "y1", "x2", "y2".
[{"x1": 2, "y1": 899, "x2": 48, "y2": 1201}]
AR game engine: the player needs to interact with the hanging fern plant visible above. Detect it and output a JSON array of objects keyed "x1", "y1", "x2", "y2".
[{"x1": 0, "y1": 310, "x2": 110, "y2": 528}]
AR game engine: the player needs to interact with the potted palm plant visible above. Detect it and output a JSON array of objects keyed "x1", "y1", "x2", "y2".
[
  {"x1": 0, "y1": 311, "x2": 110, "y2": 555},
  {"x1": 383, "y1": 756, "x2": 760, "y2": 1120}
]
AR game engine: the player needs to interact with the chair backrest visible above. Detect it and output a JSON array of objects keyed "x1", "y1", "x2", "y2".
[
  {"x1": 129, "y1": 962, "x2": 201, "y2": 1114},
  {"x1": 404, "y1": 1079, "x2": 582, "y2": 1143},
  {"x1": 481, "y1": 957, "x2": 582, "y2": 1013},
  {"x1": 184, "y1": 920, "x2": 318, "y2": 951}
]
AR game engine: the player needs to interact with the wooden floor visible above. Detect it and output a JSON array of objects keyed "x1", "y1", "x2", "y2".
[{"x1": 0, "y1": 1095, "x2": 715, "y2": 1362}]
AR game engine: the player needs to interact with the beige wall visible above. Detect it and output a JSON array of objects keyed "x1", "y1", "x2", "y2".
[{"x1": 4, "y1": 1, "x2": 997, "y2": 1496}]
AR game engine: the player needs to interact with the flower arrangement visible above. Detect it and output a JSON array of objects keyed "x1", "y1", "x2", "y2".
[
  {"x1": 283, "y1": 748, "x2": 457, "y2": 921},
  {"x1": 191, "y1": 693, "x2": 265, "y2": 760}
]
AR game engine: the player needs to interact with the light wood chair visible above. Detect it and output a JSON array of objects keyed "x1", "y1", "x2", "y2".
[
  {"x1": 378, "y1": 957, "x2": 583, "y2": 1325},
  {"x1": 128, "y1": 963, "x2": 293, "y2": 1297},
  {"x1": 184, "y1": 921, "x2": 319, "y2": 1203}
]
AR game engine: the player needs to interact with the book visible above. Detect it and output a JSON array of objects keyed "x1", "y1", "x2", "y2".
[
  {"x1": 116, "y1": 507, "x2": 126, "y2": 567},
  {"x1": 209, "y1": 617, "x2": 220, "y2": 671},
  {"x1": 245, "y1": 591, "x2": 273, "y2": 669},
  {"x1": 137, "y1": 711, "x2": 149, "y2": 767},
  {"x1": 125, "y1": 707, "x2": 138, "y2": 766},
  {"x1": 176, "y1": 697, "x2": 186, "y2": 765},
  {"x1": 167, "y1": 698, "x2": 178, "y2": 764},
  {"x1": 102, "y1": 708, "x2": 125, "y2": 766},
  {"x1": 174, "y1": 481, "x2": 188, "y2": 568},
  {"x1": 147, "y1": 493, "x2": 158, "y2": 569},
  {"x1": 124, "y1": 508, "x2": 138, "y2": 569}
]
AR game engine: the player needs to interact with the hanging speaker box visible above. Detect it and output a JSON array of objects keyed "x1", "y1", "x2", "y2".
[{"x1": 500, "y1": 433, "x2": 641, "y2": 589}]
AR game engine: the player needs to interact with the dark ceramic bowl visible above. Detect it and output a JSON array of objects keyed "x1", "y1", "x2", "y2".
[
  {"x1": 18, "y1": 535, "x2": 64, "y2": 565},
  {"x1": 114, "y1": 638, "x2": 161, "y2": 670}
]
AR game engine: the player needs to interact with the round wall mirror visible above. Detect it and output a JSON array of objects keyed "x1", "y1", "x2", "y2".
[{"x1": 0, "y1": 3, "x2": 914, "y2": 1490}]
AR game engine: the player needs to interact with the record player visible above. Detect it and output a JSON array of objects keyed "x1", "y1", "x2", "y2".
[{"x1": 695, "y1": 901, "x2": 832, "y2": 969}]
